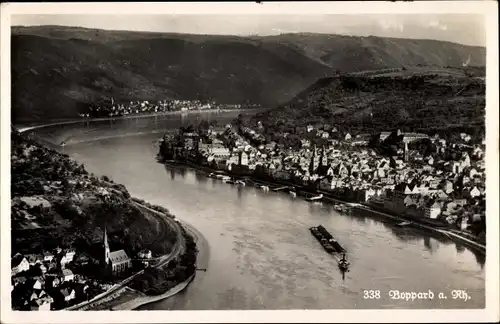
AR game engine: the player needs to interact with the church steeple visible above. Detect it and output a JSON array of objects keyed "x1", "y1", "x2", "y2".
[
  {"x1": 104, "y1": 226, "x2": 110, "y2": 266},
  {"x1": 320, "y1": 145, "x2": 328, "y2": 167},
  {"x1": 404, "y1": 141, "x2": 409, "y2": 162},
  {"x1": 309, "y1": 145, "x2": 317, "y2": 174}
]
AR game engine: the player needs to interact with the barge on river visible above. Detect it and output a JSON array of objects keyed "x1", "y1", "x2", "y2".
[{"x1": 309, "y1": 225, "x2": 346, "y2": 254}]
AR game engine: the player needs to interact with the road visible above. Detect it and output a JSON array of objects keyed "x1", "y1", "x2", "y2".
[{"x1": 133, "y1": 202, "x2": 187, "y2": 265}]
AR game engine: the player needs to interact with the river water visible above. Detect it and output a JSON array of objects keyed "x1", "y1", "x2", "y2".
[{"x1": 31, "y1": 111, "x2": 485, "y2": 309}]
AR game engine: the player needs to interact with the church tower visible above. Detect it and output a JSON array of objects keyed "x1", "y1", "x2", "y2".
[
  {"x1": 309, "y1": 145, "x2": 317, "y2": 174},
  {"x1": 403, "y1": 141, "x2": 409, "y2": 162},
  {"x1": 321, "y1": 146, "x2": 328, "y2": 167},
  {"x1": 103, "y1": 226, "x2": 110, "y2": 266}
]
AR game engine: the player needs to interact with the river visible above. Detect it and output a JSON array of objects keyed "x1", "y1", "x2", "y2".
[{"x1": 30, "y1": 111, "x2": 485, "y2": 309}]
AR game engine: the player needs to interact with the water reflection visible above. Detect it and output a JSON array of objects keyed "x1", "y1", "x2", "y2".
[
  {"x1": 474, "y1": 251, "x2": 486, "y2": 268},
  {"x1": 178, "y1": 167, "x2": 186, "y2": 178},
  {"x1": 167, "y1": 166, "x2": 176, "y2": 181},
  {"x1": 321, "y1": 204, "x2": 333, "y2": 214},
  {"x1": 456, "y1": 243, "x2": 466, "y2": 254},
  {"x1": 389, "y1": 226, "x2": 424, "y2": 243},
  {"x1": 308, "y1": 202, "x2": 324, "y2": 214},
  {"x1": 237, "y1": 186, "x2": 244, "y2": 200},
  {"x1": 195, "y1": 171, "x2": 208, "y2": 183},
  {"x1": 348, "y1": 211, "x2": 367, "y2": 225},
  {"x1": 424, "y1": 236, "x2": 440, "y2": 254}
]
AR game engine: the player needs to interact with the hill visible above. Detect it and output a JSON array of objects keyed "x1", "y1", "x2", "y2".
[
  {"x1": 251, "y1": 69, "x2": 485, "y2": 143},
  {"x1": 10, "y1": 130, "x2": 178, "y2": 259},
  {"x1": 11, "y1": 26, "x2": 486, "y2": 123}
]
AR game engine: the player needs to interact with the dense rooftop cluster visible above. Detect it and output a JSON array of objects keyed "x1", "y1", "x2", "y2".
[{"x1": 161, "y1": 120, "x2": 486, "y2": 240}]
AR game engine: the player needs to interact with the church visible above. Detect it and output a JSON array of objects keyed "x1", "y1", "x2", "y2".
[{"x1": 103, "y1": 227, "x2": 132, "y2": 275}]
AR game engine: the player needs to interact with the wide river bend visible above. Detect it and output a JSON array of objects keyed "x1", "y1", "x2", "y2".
[{"x1": 30, "y1": 111, "x2": 485, "y2": 309}]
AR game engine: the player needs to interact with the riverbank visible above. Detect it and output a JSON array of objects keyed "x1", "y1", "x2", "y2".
[
  {"x1": 16, "y1": 108, "x2": 257, "y2": 147},
  {"x1": 162, "y1": 158, "x2": 486, "y2": 255},
  {"x1": 98, "y1": 218, "x2": 209, "y2": 311},
  {"x1": 352, "y1": 204, "x2": 486, "y2": 254},
  {"x1": 129, "y1": 218, "x2": 210, "y2": 310},
  {"x1": 15, "y1": 108, "x2": 260, "y2": 133}
]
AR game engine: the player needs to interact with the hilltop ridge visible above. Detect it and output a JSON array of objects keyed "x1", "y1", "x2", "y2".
[
  {"x1": 252, "y1": 68, "x2": 485, "y2": 143},
  {"x1": 11, "y1": 26, "x2": 485, "y2": 123}
]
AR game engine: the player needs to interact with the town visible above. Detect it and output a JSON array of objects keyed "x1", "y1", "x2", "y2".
[
  {"x1": 159, "y1": 119, "x2": 486, "y2": 244},
  {"x1": 79, "y1": 98, "x2": 261, "y2": 119}
]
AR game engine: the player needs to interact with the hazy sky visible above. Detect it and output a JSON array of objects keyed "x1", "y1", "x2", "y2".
[{"x1": 12, "y1": 14, "x2": 486, "y2": 46}]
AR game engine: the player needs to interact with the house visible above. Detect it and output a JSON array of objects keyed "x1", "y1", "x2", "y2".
[
  {"x1": 30, "y1": 289, "x2": 47, "y2": 301},
  {"x1": 26, "y1": 254, "x2": 43, "y2": 266},
  {"x1": 46, "y1": 261, "x2": 58, "y2": 273},
  {"x1": 319, "y1": 178, "x2": 331, "y2": 191},
  {"x1": 453, "y1": 198, "x2": 468, "y2": 206},
  {"x1": 379, "y1": 132, "x2": 392, "y2": 141},
  {"x1": 301, "y1": 139, "x2": 311, "y2": 148},
  {"x1": 402, "y1": 132, "x2": 428, "y2": 143},
  {"x1": 450, "y1": 161, "x2": 462, "y2": 174},
  {"x1": 30, "y1": 295, "x2": 53, "y2": 311},
  {"x1": 75, "y1": 254, "x2": 90, "y2": 266},
  {"x1": 404, "y1": 184, "x2": 416, "y2": 195},
  {"x1": 37, "y1": 263, "x2": 47, "y2": 274},
  {"x1": 62, "y1": 269, "x2": 74, "y2": 282},
  {"x1": 460, "y1": 152, "x2": 471, "y2": 168},
  {"x1": 46, "y1": 275, "x2": 61, "y2": 288},
  {"x1": 440, "y1": 180, "x2": 454, "y2": 194},
  {"x1": 425, "y1": 201, "x2": 442, "y2": 219},
  {"x1": 43, "y1": 252, "x2": 54, "y2": 262},
  {"x1": 363, "y1": 188, "x2": 380, "y2": 202},
  {"x1": 239, "y1": 151, "x2": 249, "y2": 166},
  {"x1": 471, "y1": 213, "x2": 483, "y2": 222},
  {"x1": 458, "y1": 216, "x2": 469, "y2": 231},
  {"x1": 335, "y1": 163, "x2": 350, "y2": 179},
  {"x1": 344, "y1": 133, "x2": 352, "y2": 141},
  {"x1": 61, "y1": 288, "x2": 76, "y2": 302},
  {"x1": 469, "y1": 186, "x2": 481, "y2": 198},
  {"x1": 12, "y1": 254, "x2": 30, "y2": 275},
  {"x1": 376, "y1": 159, "x2": 390, "y2": 171},
  {"x1": 59, "y1": 255, "x2": 72, "y2": 269},
  {"x1": 404, "y1": 195, "x2": 418, "y2": 207},
  {"x1": 109, "y1": 250, "x2": 132, "y2": 274},
  {"x1": 19, "y1": 196, "x2": 52, "y2": 211},
  {"x1": 274, "y1": 170, "x2": 291, "y2": 180},
  {"x1": 28, "y1": 278, "x2": 44, "y2": 290},
  {"x1": 74, "y1": 284, "x2": 90, "y2": 300},
  {"x1": 469, "y1": 168, "x2": 479, "y2": 178},
  {"x1": 138, "y1": 249, "x2": 152, "y2": 259}
]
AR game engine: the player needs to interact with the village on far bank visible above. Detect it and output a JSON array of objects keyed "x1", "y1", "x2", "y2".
[
  {"x1": 79, "y1": 98, "x2": 261, "y2": 119},
  {"x1": 160, "y1": 118, "x2": 486, "y2": 242}
]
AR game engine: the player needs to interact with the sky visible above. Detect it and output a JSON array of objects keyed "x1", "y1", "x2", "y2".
[{"x1": 12, "y1": 14, "x2": 486, "y2": 47}]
